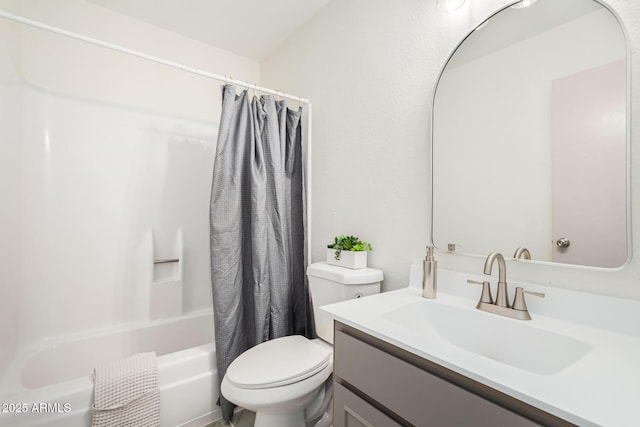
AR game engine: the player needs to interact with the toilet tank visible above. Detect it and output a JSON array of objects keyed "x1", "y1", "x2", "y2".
[{"x1": 307, "y1": 262, "x2": 383, "y2": 343}]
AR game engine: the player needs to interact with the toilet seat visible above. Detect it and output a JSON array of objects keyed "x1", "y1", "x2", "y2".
[{"x1": 225, "y1": 335, "x2": 331, "y2": 390}]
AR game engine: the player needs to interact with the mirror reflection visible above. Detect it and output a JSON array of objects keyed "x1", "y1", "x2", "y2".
[{"x1": 432, "y1": 0, "x2": 628, "y2": 268}]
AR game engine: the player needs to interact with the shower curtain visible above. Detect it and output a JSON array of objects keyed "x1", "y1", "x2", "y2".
[{"x1": 209, "y1": 84, "x2": 311, "y2": 421}]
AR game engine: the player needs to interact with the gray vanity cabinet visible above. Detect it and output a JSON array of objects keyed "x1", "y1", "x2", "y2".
[{"x1": 333, "y1": 321, "x2": 574, "y2": 427}]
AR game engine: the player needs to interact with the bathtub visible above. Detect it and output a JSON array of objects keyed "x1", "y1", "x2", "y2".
[{"x1": 0, "y1": 310, "x2": 219, "y2": 427}]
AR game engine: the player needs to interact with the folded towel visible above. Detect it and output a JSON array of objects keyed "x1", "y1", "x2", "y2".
[{"x1": 91, "y1": 352, "x2": 160, "y2": 427}]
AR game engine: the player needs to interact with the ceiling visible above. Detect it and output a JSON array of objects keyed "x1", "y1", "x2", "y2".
[{"x1": 87, "y1": 0, "x2": 330, "y2": 61}]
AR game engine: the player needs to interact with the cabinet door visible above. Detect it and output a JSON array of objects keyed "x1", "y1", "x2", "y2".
[{"x1": 334, "y1": 383, "x2": 403, "y2": 427}]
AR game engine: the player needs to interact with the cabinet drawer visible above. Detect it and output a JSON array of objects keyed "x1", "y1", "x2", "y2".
[{"x1": 334, "y1": 328, "x2": 539, "y2": 427}]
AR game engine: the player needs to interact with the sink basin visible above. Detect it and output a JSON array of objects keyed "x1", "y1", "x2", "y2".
[{"x1": 383, "y1": 300, "x2": 593, "y2": 375}]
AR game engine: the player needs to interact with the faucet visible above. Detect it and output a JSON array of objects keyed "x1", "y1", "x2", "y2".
[
  {"x1": 483, "y1": 252, "x2": 509, "y2": 307},
  {"x1": 513, "y1": 247, "x2": 531, "y2": 260},
  {"x1": 467, "y1": 251, "x2": 545, "y2": 320}
]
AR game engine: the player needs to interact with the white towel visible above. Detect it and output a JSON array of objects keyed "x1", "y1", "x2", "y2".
[{"x1": 91, "y1": 352, "x2": 160, "y2": 427}]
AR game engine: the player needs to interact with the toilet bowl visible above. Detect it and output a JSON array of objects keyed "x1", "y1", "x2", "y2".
[
  {"x1": 221, "y1": 336, "x2": 333, "y2": 427},
  {"x1": 220, "y1": 262, "x2": 383, "y2": 427}
]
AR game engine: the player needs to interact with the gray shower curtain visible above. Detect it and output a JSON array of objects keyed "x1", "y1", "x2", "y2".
[{"x1": 209, "y1": 84, "x2": 311, "y2": 421}]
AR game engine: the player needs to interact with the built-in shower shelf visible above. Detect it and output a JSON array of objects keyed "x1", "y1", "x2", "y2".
[{"x1": 150, "y1": 228, "x2": 184, "y2": 320}]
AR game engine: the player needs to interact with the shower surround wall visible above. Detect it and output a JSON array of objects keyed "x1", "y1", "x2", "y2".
[
  {"x1": 0, "y1": 0, "x2": 259, "y2": 386},
  {"x1": 0, "y1": 0, "x2": 21, "y2": 382}
]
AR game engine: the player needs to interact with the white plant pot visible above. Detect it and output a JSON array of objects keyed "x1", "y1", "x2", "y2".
[{"x1": 326, "y1": 248, "x2": 368, "y2": 269}]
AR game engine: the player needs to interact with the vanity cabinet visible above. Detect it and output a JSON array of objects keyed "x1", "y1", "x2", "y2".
[{"x1": 333, "y1": 321, "x2": 574, "y2": 427}]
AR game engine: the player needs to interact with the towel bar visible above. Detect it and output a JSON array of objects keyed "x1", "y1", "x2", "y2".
[{"x1": 154, "y1": 258, "x2": 179, "y2": 264}]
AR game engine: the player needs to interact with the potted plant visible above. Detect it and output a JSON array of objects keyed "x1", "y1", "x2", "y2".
[{"x1": 326, "y1": 235, "x2": 372, "y2": 269}]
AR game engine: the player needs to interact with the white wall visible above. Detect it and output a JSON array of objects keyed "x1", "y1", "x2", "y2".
[
  {"x1": 0, "y1": 0, "x2": 259, "y2": 384},
  {"x1": 263, "y1": 0, "x2": 435, "y2": 290},
  {"x1": 261, "y1": 0, "x2": 640, "y2": 299},
  {"x1": 18, "y1": 0, "x2": 259, "y2": 121}
]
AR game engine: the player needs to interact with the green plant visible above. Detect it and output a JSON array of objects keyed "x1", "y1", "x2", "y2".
[{"x1": 327, "y1": 235, "x2": 372, "y2": 260}]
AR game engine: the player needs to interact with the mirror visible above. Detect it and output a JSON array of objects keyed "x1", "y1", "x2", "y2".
[{"x1": 432, "y1": 0, "x2": 628, "y2": 268}]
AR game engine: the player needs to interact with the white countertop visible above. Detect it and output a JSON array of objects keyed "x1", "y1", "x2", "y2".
[{"x1": 320, "y1": 269, "x2": 640, "y2": 427}]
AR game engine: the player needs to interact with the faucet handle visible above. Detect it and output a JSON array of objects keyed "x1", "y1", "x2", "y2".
[
  {"x1": 467, "y1": 279, "x2": 493, "y2": 304},
  {"x1": 512, "y1": 287, "x2": 545, "y2": 311}
]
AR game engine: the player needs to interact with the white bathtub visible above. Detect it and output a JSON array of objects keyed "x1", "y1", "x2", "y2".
[{"x1": 0, "y1": 311, "x2": 219, "y2": 427}]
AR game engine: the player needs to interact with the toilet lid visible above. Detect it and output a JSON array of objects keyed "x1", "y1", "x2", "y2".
[{"x1": 225, "y1": 335, "x2": 331, "y2": 390}]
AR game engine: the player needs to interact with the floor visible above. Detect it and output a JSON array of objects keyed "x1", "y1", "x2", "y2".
[{"x1": 209, "y1": 409, "x2": 256, "y2": 427}]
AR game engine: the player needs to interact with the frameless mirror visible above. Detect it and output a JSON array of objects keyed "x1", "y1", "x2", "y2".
[{"x1": 432, "y1": 0, "x2": 628, "y2": 268}]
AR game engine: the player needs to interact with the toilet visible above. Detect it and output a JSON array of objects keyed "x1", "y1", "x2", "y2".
[{"x1": 221, "y1": 261, "x2": 383, "y2": 427}]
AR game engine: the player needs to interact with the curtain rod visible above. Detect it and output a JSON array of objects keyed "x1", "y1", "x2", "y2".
[{"x1": 0, "y1": 10, "x2": 310, "y2": 104}]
